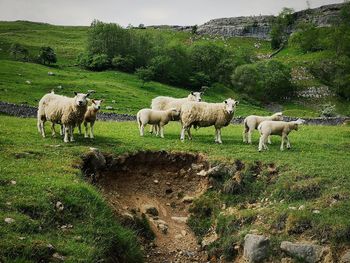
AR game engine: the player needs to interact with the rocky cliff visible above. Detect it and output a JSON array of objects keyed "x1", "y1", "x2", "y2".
[{"x1": 196, "y1": 3, "x2": 344, "y2": 39}]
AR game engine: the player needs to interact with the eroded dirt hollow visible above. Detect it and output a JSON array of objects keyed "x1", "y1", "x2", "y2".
[{"x1": 87, "y1": 150, "x2": 210, "y2": 263}]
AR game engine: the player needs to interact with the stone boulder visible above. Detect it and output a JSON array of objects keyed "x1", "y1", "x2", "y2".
[
  {"x1": 280, "y1": 241, "x2": 329, "y2": 263},
  {"x1": 244, "y1": 234, "x2": 270, "y2": 263}
]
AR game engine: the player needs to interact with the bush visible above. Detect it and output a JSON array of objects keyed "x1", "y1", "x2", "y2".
[
  {"x1": 189, "y1": 72, "x2": 211, "y2": 89},
  {"x1": 232, "y1": 60, "x2": 295, "y2": 102},
  {"x1": 289, "y1": 22, "x2": 323, "y2": 53},
  {"x1": 111, "y1": 55, "x2": 135, "y2": 72},
  {"x1": 135, "y1": 67, "x2": 154, "y2": 87},
  {"x1": 77, "y1": 53, "x2": 110, "y2": 71},
  {"x1": 270, "y1": 8, "x2": 295, "y2": 49},
  {"x1": 38, "y1": 46, "x2": 57, "y2": 65},
  {"x1": 320, "y1": 103, "x2": 337, "y2": 117},
  {"x1": 9, "y1": 43, "x2": 29, "y2": 61}
]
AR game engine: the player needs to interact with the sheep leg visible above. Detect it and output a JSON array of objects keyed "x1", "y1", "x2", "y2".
[
  {"x1": 286, "y1": 136, "x2": 291, "y2": 149},
  {"x1": 180, "y1": 126, "x2": 186, "y2": 141},
  {"x1": 258, "y1": 135, "x2": 264, "y2": 152},
  {"x1": 149, "y1": 125, "x2": 154, "y2": 134},
  {"x1": 155, "y1": 125, "x2": 160, "y2": 137},
  {"x1": 60, "y1": 125, "x2": 64, "y2": 136},
  {"x1": 160, "y1": 125, "x2": 164, "y2": 138},
  {"x1": 140, "y1": 124, "x2": 145, "y2": 136},
  {"x1": 38, "y1": 118, "x2": 46, "y2": 138},
  {"x1": 247, "y1": 130, "x2": 253, "y2": 144},
  {"x1": 51, "y1": 122, "x2": 56, "y2": 137},
  {"x1": 243, "y1": 128, "x2": 248, "y2": 143},
  {"x1": 90, "y1": 121, "x2": 95, "y2": 139},
  {"x1": 280, "y1": 135, "x2": 285, "y2": 151},
  {"x1": 187, "y1": 128, "x2": 192, "y2": 140},
  {"x1": 263, "y1": 136, "x2": 269, "y2": 150},
  {"x1": 217, "y1": 129, "x2": 222, "y2": 144},
  {"x1": 84, "y1": 121, "x2": 89, "y2": 138},
  {"x1": 64, "y1": 126, "x2": 70, "y2": 143},
  {"x1": 268, "y1": 136, "x2": 272, "y2": 144},
  {"x1": 78, "y1": 124, "x2": 82, "y2": 135},
  {"x1": 69, "y1": 126, "x2": 75, "y2": 142}
]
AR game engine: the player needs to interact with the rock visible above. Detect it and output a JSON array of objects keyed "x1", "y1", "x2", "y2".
[
  {"x1": 182, "y1": 195, "x2": 194, "y2": 203},
  {"x1": 4, "y1": 217, "x2": 15, "y2": 224},
  {"x1": 181, "y1": 230, "x2": 187, "y2": 236},
  {"x1": 158, "y1": 223, "x2": 168, "y2": 234},
  {"x1": 313, "y1": 209, "x2": 321, "y2": 214},
  {"x1": 341, "y1": 251, "x2": 350, "y2": 263},
  {"x1": 243, "y1": 234, "x2": 270, "y2": 263},
  {"x1": 298, "y1": 205, "x2": 305, "y2": 210},
  {"x1": 143, "y1": 205, "x2": 158, "y2": 217},
  {"x1": 280, "y1": 241, "x2": 329, "y2": 263},
  {"x1": 153, "y1": 179, "x2": 159, "y2": 184},
  {"x1": 10, "y1": 180, "x2": 16, "y2": 185},
  {"x1": 197, "y1": 170, "x2": 207, "y2": 177},
  {"x1": 201, "y1": 232, "x2": 218, "y2": 248},
  {"x1": 105, "y1": 106, "x2": 113, "y2": 110},
  {"x1": 171, "y1": 216, "x2": 188, "y2": 223},
  {"x1": 25, "y1": 80, "x2": 31, "y2": 84},
  {"x1": 57, "y1": 85, "x2": 63, "y2": 89},
  {"x1": 84, "y1": 148, "x2": 106, "y2": 181},
  {"x1": 87, "y1": 90, "x2": 96, "y2": 94},
  {"x1": 112, "y1": 100, "x2": 116, "y2": 103},
  {"x1": 52, "y1": 252, "x2": 65, "y2": 261},
  {"x1": 175, "y1": 234, "x2": 183, "y2": 239},
  {"x1": 48, "y1": 72, "x2": 55, "y2": 76},
  {"x1": 191, "y1": 163, "x2": 203, "y2": 171},
  {"x1": 55, "y1": 201, "x2": 64, "y2": 211}
]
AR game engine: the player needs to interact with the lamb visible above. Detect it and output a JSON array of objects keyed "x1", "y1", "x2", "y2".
[
  {"x1": 180, "y1": 98, "x2": 239, "y2": 144},
  {"x1": 243, "y1": 112, "x2": 283, "y2": 144},
  {"x1": 149, "y1": 91, "x2": 203, "y2": 133},
  {"x1": 137, "y1": 108, "x2": 180, "y2": 138},
  {"x1": 37, "y1": 91, "x2": 90, "y2": 143},
  {"x1": 257, "y1": 119, "x2": 305, "y2": 152},
  {"x1": 78, "y1": 99, "x2": 103, "y2": 139}
]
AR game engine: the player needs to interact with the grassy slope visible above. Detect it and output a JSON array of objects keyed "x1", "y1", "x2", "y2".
[{"x1": 1, "y1": 115, "x2": 350, "y2": 261}]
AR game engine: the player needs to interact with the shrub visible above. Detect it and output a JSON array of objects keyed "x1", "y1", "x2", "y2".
[
  {"x1": 135, "y1": 67, "x2": 154, "y2": 87},
  {"x1": 37, "y1": 46, "x2": 57, "y2": 65},
  {"x1": 270, "y1": 8, "x2": 295, "y2": 49},
  {"x1": 111, "y1": 55, "x2": 135, "y2": 72},
  {"x1": 189, "y1": 72, "x2": 211, "y2": 89},
  {"x1": 9, "y1": 43, "x2": 29, "y2": 61},
  {"x1": 89, "y1": 54, "x2": 110, "y2": 71},
  {"x1": 289, "y1": 22, "x2": 323, "y2": 52},
  {"x1": 320, "y1": 103, "x2": 337, "y2": 117},
  {"x1": 232, "y1": 60, "x2": 295, "y2": 102}
]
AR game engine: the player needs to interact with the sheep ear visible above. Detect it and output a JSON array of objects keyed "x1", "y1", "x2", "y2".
[
  {"x1": 235, "y1": 101, "x2": 239, "y2": 105},
  {"x1": 86, "y1": 93, "x2": 90, "y2": 97},
  {"x1": 91, "y1": 99, "x2": 95, "y2": 104},
  {"x1": 200, "y1": 92, "x2": 204, "y2": 95},
  {"x1": 74, "y1": 92, "x2": 78, "y2": 96},
  {"x1": 191, "y1": 91, "x2": 194, "y2": 95},
  {"x1": 100, "y1": 99, "x2": 104, "y2": 103},
  {"x1": 224, "y1": 100, "x2": 227, "y2": 104}
]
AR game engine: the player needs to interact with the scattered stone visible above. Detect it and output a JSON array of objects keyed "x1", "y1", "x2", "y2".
[
  {"x1": 191, "y1": 163, "x2": 203, "y2": 171},
  {"x1": 4, "y1": 217, "x2": 15, "y2": 224},
  {"x1": 280, "y1": 241, "x2": 329, "y2": 263},
  {"x1": 17, "y1": 73, "x2": 22, "y2": 76},
  {"x1": 112, "y1": 100, "x2": 116, "y2": 103},
  {"x1": 48, "y1": 72, "x2": 55, "y2": 76},
  {"x1": 181, "y1": 230, "x2": 187, "y2": 236},
  {"x1": 52, "y1": 252, "x2": 65, "y2": 261},
  {"x1": 158, "y1": 223, "x2": 168, "y2": 234},
  {"x1": 153, "y1": 179, "x2": 159, "y2": 184},
  {"x1": 244, "y1": 234, "x2": 270, "y2": 263},
  {"x1": 197, "y1": 170, "x2": 207, "y2": 177},
  {"x1": 6, "y1": 202, "x2": 11, "y2": 206},
  {"x1": 55, "y1": 201, "x2": 64, "y2": 211},
  {"x1": 25, "y1": 80, "x2": 31, "y2": 84},
  {"x1": 105, "y1": 106, "x2": 113, "y2": 110},
  {"x1": 10, "y1": 180, "x2": 16, "y2": 185},
  {"x1": 171, "y1": 216, "x2": 188, "y2": 223},
  {"x1": 143, "y1": 205, "x2": 158, "y2": 216},
  {"x1": 298, "y1": 205, "x2": 305, "y2": 210},
  {"x1": 201, "y1": 232, "x2": 218, "y2": 248},
  {"x1": 312, "y1": 209, "x2": 320, "y2": 214},
  {"x1": 87, "y1": 90, "x2": 96, "y2": 94},
  {"x1": 57, "y1": 85, "x2": 63, "y2": 89},
  {"x1": 341, "y1": 250, "x2": 350, "y2": 263},
  {"x1": 288, "y1": 206, "x2": 297, "y2": 210},
  {"x1": 18, "y1": 236, "x2": 26, "y2": 240},
  {"x1": 166, "y1": 181, "x2": 171, "y2": 186},
  {"x1": 175, "y1": 234, "x2": 183, "y2": 239},
  {"x1": 182, "y1": 195, "x2": 194, "y2": 203},
  {"x1": 166, "y1": 203, "x2": 170, "y2": 206}
]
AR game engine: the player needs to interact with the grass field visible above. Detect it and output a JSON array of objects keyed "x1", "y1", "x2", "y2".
[{"x1": 1, "y1": 114, "x2": 349, "y2": 261}]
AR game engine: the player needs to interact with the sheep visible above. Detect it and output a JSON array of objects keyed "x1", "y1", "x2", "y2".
[
  {"x1": 180, "y1": 98, "x2": 239, "y2": 144},
  {"x1": 243, "y1": 112, "x2": 283, "y2": 144},
  {"x1": 78, "y1": 99, "x2": 103, "y2": 139},
  {"x1": 137, "y1": 108, "x2": 180, "y2": 138},
  {"x1": 149, "y1": 91, "x2": 203, "y2": 133},
  {"x1": 37, "y1": 91, "x2": 90, "y2": 143},
  {"x1": 257, "y1": 119, "x2": 305, "y2": 152}
]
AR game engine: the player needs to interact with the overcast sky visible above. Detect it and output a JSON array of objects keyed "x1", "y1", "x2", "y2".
[{"x1": 0, "y1": 0, "x2": 345, "y2": 27}]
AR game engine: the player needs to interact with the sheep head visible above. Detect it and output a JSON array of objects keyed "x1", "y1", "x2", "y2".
[
  {"x1": 223, "y1": 98, "x2": 239, "y2": 115},
  {"x1": 189, "y1": 91, "x2": 203, "y2": 102},
  {"x1": 272, "y1": 112, "x2": 283, "y2": 121},
  {"x1": 91, "y1": 99, "x2": 103, "y2": 110},
  {"x1": 73, "y1": 92, "x2": 90, "y2": 107}
]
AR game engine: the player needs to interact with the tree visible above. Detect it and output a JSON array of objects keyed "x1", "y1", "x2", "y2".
[
  {"x1": 289, "y1": 22, "x2": 322, "y2": 53},
  {"x1": 191, "y1": 25, "x2": 198, "y2": 35},
  {"x1": 9, "y1": 43, "x2": 28, "y2": 61},
  {"x1": 38, "y1": 46, "x2": 57, "y2": 65},
  {"x1": 136, "y1": 67, "x2": 154, "y2": 87},
  {"x1": 112, "y1": 55, "x2": 135, "y2": 72},
  {"x1": 270, "y1": 7, "x2": 295, "y2": 49}
]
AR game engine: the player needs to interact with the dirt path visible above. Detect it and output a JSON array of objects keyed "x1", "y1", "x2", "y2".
[{"x1": 95, "y1": 151, "x2": 210, "y2": 262}]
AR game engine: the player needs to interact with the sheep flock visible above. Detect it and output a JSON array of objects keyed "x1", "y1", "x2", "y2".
[{"x1": 37, "y1": 91, "x2": 305, "y2": 151}]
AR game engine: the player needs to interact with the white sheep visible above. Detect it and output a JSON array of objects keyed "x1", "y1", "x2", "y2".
[
  {"x1": 180, "y1": 98, "x2": 239, "y2": 144},
  {"x1": 149, "y1": 91, "x2": 203, "y2": 133},
  {"x1": 37, "y1": 91, "x2": 90, "y2": 143},
  {"x1": 243, "y1": 112, "x2": 283, "y2": 144},
  {"x1": 257, "y1": 119, "x2": 305, "y2": 152},
  {"x1": 137, "y1": 108, "x2": 180, "y2": 138},
  {"x1": 78, "y1": 99, "x2": 103, "y2": 139}
]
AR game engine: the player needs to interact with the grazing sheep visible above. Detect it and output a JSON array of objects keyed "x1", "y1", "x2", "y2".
[
  {"x1": 78, "y1": 99, "x2": 103, "y2": 139},
  {"x1": 37, "y1": 91, "x2": 90, "y2": 142},
  {"x1": 180, "y1": 98, "x2": 239, "y2": 144},
  {"x1": 243, "y1": 112, "x2": 283, "y2": 144},
  {"x1": 137, "y1": 108, "x2": 180, "y2": 138},
  {"x1": 257, "y1": 119, "x2": 305, "y2": 152},
  {"x1": 149, "y1": 91, "x2": 203, "y2": 133}
]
